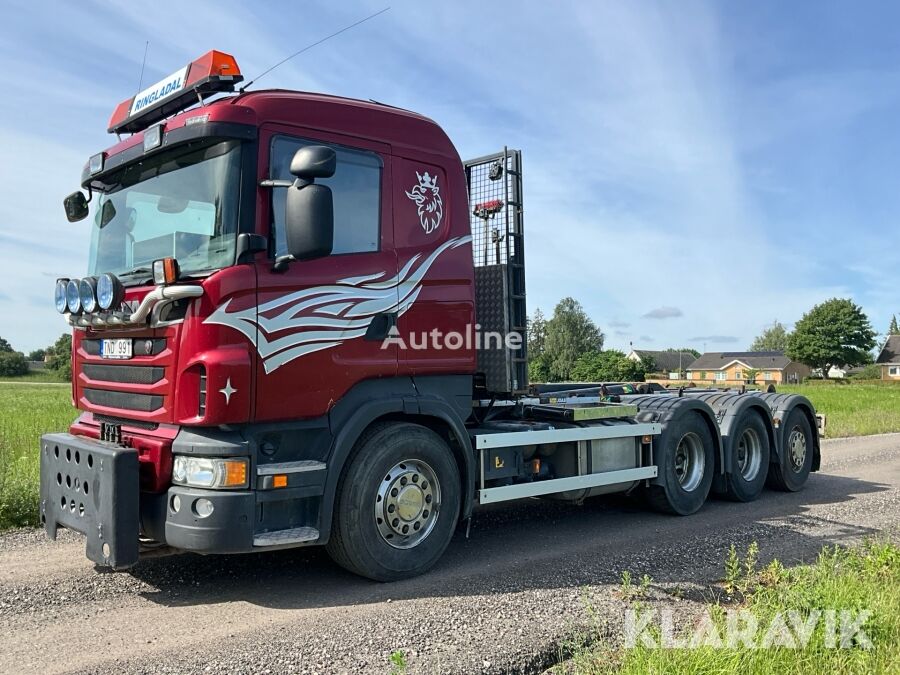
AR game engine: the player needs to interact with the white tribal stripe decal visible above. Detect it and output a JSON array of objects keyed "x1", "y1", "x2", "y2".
[{"x1": 205, "y1": 235, "x2": 473, "y2": 373}]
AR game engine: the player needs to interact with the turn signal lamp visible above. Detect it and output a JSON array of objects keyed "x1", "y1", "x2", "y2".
[
  {"x1": 107, "y1": 50, "x2": 243, "y2": 135},
  {"x1": 171, "y1": 456, "x2": 249, "y2": 489},
  {"x1": 222, "y1": 460, "x2": 248, "y2": 489},
  {"x1": 152, "y1": 257, "x2": 179, "y2": 285},
  {"x1": 272, "y1": 474, "x2": 288, "y2": 489}
]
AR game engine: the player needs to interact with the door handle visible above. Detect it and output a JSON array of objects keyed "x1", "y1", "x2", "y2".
[{"x1": 364, "y1": 312, "x2": 397, "y2": 341}]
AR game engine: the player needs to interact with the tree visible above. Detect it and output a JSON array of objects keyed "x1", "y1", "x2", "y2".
[
  {"x1": 572, "y1": 349, "x2": 645, "y2": 382},
  {"x1": 0, "y1": 337, "x2": 13, "y2": 353},
  {"x1": 528, "y1": 353, "x2": 552, "y2": 383},
  {"x1": 27, "y1": 349, "x2": 46, "y2": 362},
  {"x1": 786, "y1": 299, "x2": 876, "y2": 378},
  {"x1": 750, "y1": 320, "x2": 790, "y2": 352},
  {"x1": 543, "y1": 297, "x2": 604, "y2": 381},
  {"x1": 527, "y1": 308, "x2": 547, "y2": 358},
  {"x1": 46, "y1": 334, "x2": 72, "y2": 381},
  {"x1": 0, "y1": 351, "x2": 28, "y2": 376},
  {"x1": 889, "y1": 315, "x2": 899, "y2": 336},
  {"x1": 744, "y1": 368, "x2": 759, "y2": 384}
]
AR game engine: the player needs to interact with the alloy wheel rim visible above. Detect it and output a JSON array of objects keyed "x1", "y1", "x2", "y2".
[{"x1": 374, "y1": 459, "x2": 441, "y2": 549}]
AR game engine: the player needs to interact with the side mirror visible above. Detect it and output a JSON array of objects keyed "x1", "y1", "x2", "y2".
[
  {"x1": 63, "y1": 191, "x2": 89, "y2": 222},
  {"x1": 290, "y1": 145, "x2": 337, "y2": 180},
  {"x1": 284, "y1": 183, "x2": 334, "y2": 261},
  {"x1": 281, "y1": 146, "x2": 336, "y2": 263}
]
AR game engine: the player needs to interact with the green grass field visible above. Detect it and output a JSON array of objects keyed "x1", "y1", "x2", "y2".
[
  {"x1": 0, "y1": 380, "x2": 898, "y2": 530},
  {"x1": 563, "y1": 540, "x2": 900, "y2": 674},
  {"x1": 780, "y1": 382, "x2": 900, "y2": 438},
  {"x1": 0, "y1": 383, "x2": 74, "y2": 529},
  {"x1": 0, "y1": 370, "x2": 68, "y2": 383}
]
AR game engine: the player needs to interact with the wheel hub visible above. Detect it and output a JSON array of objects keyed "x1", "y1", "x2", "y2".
[
  {"x1": 737, "y1": 427, "x2": 762, "y2": 481},
  {"x1": 788, "y1": 427, "x2": 807, "y2": 472},
  {"x1": 375, "y1": 460, "x2": 440, "y2": 549},
  {"x1": 395, "y1": 485, "x2": 425, "y2": 522},
  {"x1": 674, "y1": 432, "x2": 705, "y2": 492}
]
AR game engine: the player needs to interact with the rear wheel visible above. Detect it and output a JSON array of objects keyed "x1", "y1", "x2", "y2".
[
  {"x1": 766, "y1": 408, "x2": 813, "y2": 492},
  {"x1": 646, "y1": 411, "x2": 715, "y2": 515},
  {"x1": 724, "y1": 411, "x2": 770, "y2": 502},
  {"x1": 326, "y1": 422, "x2": 460, "y2": 581}
]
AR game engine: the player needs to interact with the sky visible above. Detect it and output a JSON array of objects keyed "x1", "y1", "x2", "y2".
[{"x1": 1, "y1": 0, "x2": 898, "y2": 354}]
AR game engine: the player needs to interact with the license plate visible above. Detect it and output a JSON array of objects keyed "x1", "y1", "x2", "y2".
[{"x1": 100, "y1": 339, "x2": 132, "y2": 360}]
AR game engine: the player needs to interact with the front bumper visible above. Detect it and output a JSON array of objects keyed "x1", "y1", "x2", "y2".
[
  {"x1": 40, "y1": 430, "x2": 325, "y2": 568},
  {"x1": 40, "y1": 433, "x2": 139, "y2": 569},
  {"x1": 164, "y1": 486, "x2": 255, "y2": 553}
]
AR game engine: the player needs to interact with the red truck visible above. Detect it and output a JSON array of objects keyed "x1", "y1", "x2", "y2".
[{"x1": 41, "y1": 50, "x2": 820, "y2": 581}]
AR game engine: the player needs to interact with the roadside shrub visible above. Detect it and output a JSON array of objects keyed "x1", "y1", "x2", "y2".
[
  {"x1": 46, "y1": 334, "x2": 72, "y2": 381},
  {"x1": 0, "y1": 352, "x2": 28, "y2": 377},
  {"x1": 850, "y1": 364, "x2": 882, "y2": 380}
]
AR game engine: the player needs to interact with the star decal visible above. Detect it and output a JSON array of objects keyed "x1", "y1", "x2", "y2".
[{"x1": 219, "y1": 377, "x2": 237, "y2": 405}]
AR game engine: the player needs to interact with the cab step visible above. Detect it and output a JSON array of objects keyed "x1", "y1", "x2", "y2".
[{"x1": 253, "y1": 526, "x2": 319, "y2": 547}]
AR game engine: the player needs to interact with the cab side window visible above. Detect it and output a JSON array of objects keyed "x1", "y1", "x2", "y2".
[{"x1": 270, "y1": 136, "x2": 382, "y2": 256}]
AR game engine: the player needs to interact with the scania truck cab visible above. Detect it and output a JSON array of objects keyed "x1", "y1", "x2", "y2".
[{"x1": 41, "y1": 51, "x2": 820, "y2": 581}]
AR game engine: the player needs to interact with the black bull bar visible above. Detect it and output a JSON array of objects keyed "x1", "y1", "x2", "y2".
[{"x1": 39, "y1": 433, "x2": 139, "y2": 569}]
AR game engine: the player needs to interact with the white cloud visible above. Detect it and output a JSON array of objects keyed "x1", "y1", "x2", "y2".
[{"x1": 0, "y1": 0, "x2": 893, "y2": 355}]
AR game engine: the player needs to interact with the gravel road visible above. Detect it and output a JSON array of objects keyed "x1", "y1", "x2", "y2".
[{"x1": 1, "y1": 433, "x2": 898, "y2": 674}]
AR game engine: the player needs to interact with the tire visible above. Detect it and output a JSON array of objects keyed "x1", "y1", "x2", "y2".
[
  {"x1": 766, "y1": 408, "x2": 814, "y2": 492},
  {"x1": 724, "y1": 411, "x2": 770, "y2": 502},
  {"x1": 326, "y1": 422, "x2": 460, "y2": 581},
  {"x1": 646, "y1": 411, "x2": 715, "y2": 515}
]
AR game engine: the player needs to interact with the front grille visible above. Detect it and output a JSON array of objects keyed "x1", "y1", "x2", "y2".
[
  {"x1": 83, "y1": 364, "x2": 164, "y2": 385},
  {"x1": 84, "y1": 388, "x2": 163, "y2": 412}
]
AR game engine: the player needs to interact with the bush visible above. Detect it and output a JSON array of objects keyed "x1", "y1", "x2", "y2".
[
  {"x1": 850, "y1": 363, "x2": 882, "y2": 380},
  {"x1": 0, "y1": 352, "x2": 28, "y2": 377},
  {"x1": 46, "y1": 334, "x2": 72, "y2": 381},
  {"x1": 571, "y1": 350, "x2": 645, "y2": 382}
]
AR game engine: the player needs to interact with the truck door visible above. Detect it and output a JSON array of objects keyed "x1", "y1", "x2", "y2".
[{"x1": 253, "y1": 126, "x2": 397, "y2": 422}]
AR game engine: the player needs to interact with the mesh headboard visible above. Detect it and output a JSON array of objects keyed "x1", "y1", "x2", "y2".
[{"x1": 464, "y1": 149, "x2": 527, "y2": 396}]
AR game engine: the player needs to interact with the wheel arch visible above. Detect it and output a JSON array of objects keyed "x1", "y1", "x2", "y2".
[{"x1": 319, "y1": 378, "x2": 474, "y2": 545}]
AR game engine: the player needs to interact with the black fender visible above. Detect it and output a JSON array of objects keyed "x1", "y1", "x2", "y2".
[
  {"x1": 679, "y1": 392, "x2": 776, "y2": 494},
  {"x1": 753, "y1": 392, "x2": 821, "y2": 472},
  {"x1": 320, "y1": 376, "x2": 474, "y2": 545},
  {"x1": 621, "y1": 395, "x2": 723, "y2": 487}
]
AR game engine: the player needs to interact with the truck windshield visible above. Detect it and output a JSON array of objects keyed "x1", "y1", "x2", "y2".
[{"x1": 87, "y1": 139, "x2": 241, "y2": 283}]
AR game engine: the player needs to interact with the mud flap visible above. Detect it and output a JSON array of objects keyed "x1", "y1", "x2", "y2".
[{"x1": 39, "y1": 433, "x2": 139, "y2": 569}]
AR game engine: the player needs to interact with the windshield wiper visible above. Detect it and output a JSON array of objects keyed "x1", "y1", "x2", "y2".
[
  {"x1": 118, "y1": 267, "x2": 152, "y2": 279},
  {"x1": 119, "y1": 266, "x2": 151, "y2": 277}
]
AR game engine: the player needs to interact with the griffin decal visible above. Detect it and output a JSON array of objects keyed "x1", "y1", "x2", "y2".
[{"x1": 405, "y1": 171, "x2": 443, "y2": 235}]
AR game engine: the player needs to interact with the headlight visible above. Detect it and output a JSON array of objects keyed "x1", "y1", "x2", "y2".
[
  {"x1": 66, "y1": 279, "x2": 82, "y2": 314},
  {"x1": 79, "y1": 277, "x2": 98, "y2": 313},
  {"x1": 97, "y1": 273, "x2": 124, "y2": 310},
  {"x1": 55, "y1": 279, "x2": 70, "y2": 314},
  {"x1": 171, "y1": 456, "x2": 248, "y2": 489}
]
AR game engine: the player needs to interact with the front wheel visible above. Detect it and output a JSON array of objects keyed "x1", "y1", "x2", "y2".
[{"x1": 326, "y1": 422, "x2": 460, "y2": 581}]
